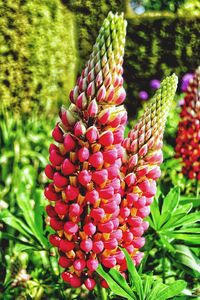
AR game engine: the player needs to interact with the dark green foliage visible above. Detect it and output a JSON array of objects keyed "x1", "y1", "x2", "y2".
[
  {"x1": 0, "y1": 0, "x2": 77, "y2": 114},
  {"x1": 124, "y1": 12, "x2": 200, "y2": 115}
]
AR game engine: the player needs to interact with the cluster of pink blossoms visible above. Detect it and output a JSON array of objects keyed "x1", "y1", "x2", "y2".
[
  {"x1": 44, "y1": 12, "x2": 177, "y2": 290},
  {"x1": 175, "y1": 67, "x2": 200, "y2": 180}
]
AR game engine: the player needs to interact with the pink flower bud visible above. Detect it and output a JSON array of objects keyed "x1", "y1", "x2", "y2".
[
  {"x1": 76, "y1": 92, "x2": 88, "y2": 109},
  {"x1": 124, "y1": 173, "x2": 136, "y2": 187},
  {"x1": 101, "y1": 201, "x2": 118, "y2": 214},
  {"x1": 97, "y1": 85, "x2": 106, "y2": 102},
  {"x1": 44, "y1": 184, "x2": 59, "y2": 201},
  {"x1": 123, "y1": 231, "x2": 134, "y2": 243},
  {"x1": 52, "y1": 125, "x2": 64, "y2": 143},
  {"x1": 100, "y1": 279, "x2": 109, "y2": 288},
  {"x1": 128, "y1": 216, "x2": 142, "y2": 227},
  {"x1": 87, "y1": 81, "x2": 96, "y2": 97},
  {"x1": 84, "y1": 278, "x2": 96, "y2": 290},
  {"x1": 85, "y1": 190, "x2": 99, "y2": 205},
  {"x1": 79, "y1": 77, "x2": 87, "y2": 91},
  {"x1": 63, "y1": 134, "x2": 76, "y2": 152},
  {"x1": 146, "y1": 166, "x2": 161, "y2": 180},
  {"x1": 106, "y1": 84, "x2": 115, "y2": 102},
  {"x1": 45, "y1": 164, "x2": 54, "y2": 179},
  {"x1": 124, "y1": 244, "x2": 134, "y2": 254},
  {"x1": 55, "y1": 201, "x2": 68, "y2": 215},
  {"x1": 58, "y1": 256, "x2": 71, "y2": 268},
  {"x1": 115, "y1": 86, "x2": 126, "y2": 105},
  {"x1": 137, "y1": 206, "x2": 150, "y2": 218},
  {"x1": 69, "y1": 203, "x2": 82, "y2": 216},
  {"x1": 115, "y1": 250, "x2": 125, "y2": 264},
  {"x1": 128, "y1": 154, "x2": 138, "y2": 169},
  {"x1": 89, "y1": 152, "x2": 103, "y2": 168},
  {"x1": 64, "y1": 221, "x2": 78, "y2": 234},
  {"x1": 59, "y1": 239, "x2": 75, "y2": 252},
  {"x1": 50, "y1": 218, "x2": 64, "y2": 230},
  {"x1": 87, "y1": 68, "x2": 95, "y2": 82},
  {"x1": 131, "y1": 226, "x2": 144, "y2": 237},
  {"x1": 78, "y1": 147, "x2": 90, "y2": 162},
  {"x1": 132, "y1": 237, "x2": 145, "y2": 248},
  {"x1": 104, "y1": 73, "x2": 112, "y2": 88},
  {"x1": 92, "y1": 169, "x2": 108, "y2": 185},
  {"x1": 142, "y1": 221, "x2": 149, "y2": 231},
  {"x1": 145, "y1": 150, "x2": 163, "y2": 164},
  {"x1": 98, "y1": 186, "x2": 114, "y2": 199},
  {"x1": 90, "y1": 208, "x2": 105, "y2": 222},
  {"x1": 133, "y1": 196, "x2": 146, "y2": 209},
  {"x1": 98, "y1": 109, "x2": 110, "y2": 125},
  {"x1": 93, "y1": 240, "x2": 104, "y2": 253},
  {"x1": 95, "y1": 70, "x2": 103, "y2": 87},
  {"x1": 107, "y1": 164, "x2": 119, "y2": 179},
  {"x1": 102, "y1": 256, "x2": 116, "y2": 268},
  {"x1": 73, "y1": 259, "x2": 86, "y2": 271},
  {"x1": 83, "y1": 223, "x2": 96, "y2": 236},
  {"x1": 53, "y1": 172, "x2": 68, "y2": 188},
  {"x1": 120, "y1": 207, "x2": 130, "y2": 219},
  {"x1": 49, "y1": 234, "x2": 61, "y2": 247},
  {"x1": 87, "y1": 99, "x2": 98, "y2": 117},
  {"x1": 65, "y1": 185, "x2": 79, "y2": 200},
  {"x1": 49, "y1": 150, "x2": 64, "y2": 166},
  {"x1": 62, "y1": 271, "x2": 73, "y2": 283},
  {"x1": 136, "y1": 166, "x2": 149, "y2": 177},
  {"x1": 70, "y1": 275, "x2": 82, "y2": 288},
  {"x1": 87, "y1": 258, "x2": 99, "y2": 271},
  {"x1": 80, "y1": 238, "x2": 93, "y2": 252},
  {"x1": 86, "y1": 126, "x2": 98, "y2": 143},
  {"x1": 138, "y1": 180, "x2": 156, "y2": 197},
  {"x1": 49, "y1": 143, "x2": 58, "y2": 153},
  {"x1": 62, "y1": 159, "x2": 75, "y2": 176},
  {"x1": 110, "y1": 229, "x2": 123, "y2": 240},
  {"x1": 69, "y1": 85, "x2": 79, "y2": 103},
  {"x1": 134, "y1": 252, "x2": 144, "y2": 266},
  {"x1": 109, "y1": 114, "x2": 121, "y2": 127},
  {"x1": 74, "y1": 121, "x2": 86, "y2": 137},
  {"x1": 103, "y1": 148, "x2": 118, "y2": 164},
  {"x1": 46, "y1": 205, "x2": 57, "y2": 217},
  {"x1": 98, "y1": 220, "x2": 114, "y2": 233},
  {"x1": 78, "y1": 170, "x2": 92, "y2": 186},
  {"x1": 127, "y1": 193, "x2": 139, "y2": 207},
  {"x1": 60, "y1": 108, "x2": 77, "y2": 126},
  {"x1": 104, "y1": 238, "x2": 118, "y2": 250},
  {"x1": 99, "y1": 131, "x2": 114, "y2": 147},
  {"x1": 138, "y1": 144, "x2": 148, "y2": 157},
  {"x1": 113, "y1": 126, "x2": 124, "y2": 144}
]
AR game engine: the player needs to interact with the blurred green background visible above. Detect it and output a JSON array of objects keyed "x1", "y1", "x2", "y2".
[{"x1": 0, "y1": 0, "x2": 200, "y2": 299}]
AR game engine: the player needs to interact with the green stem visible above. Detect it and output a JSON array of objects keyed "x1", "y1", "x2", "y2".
[
  {"x1": 196, "y1": 180, "x2": 199, "y2": 198},
  {"x1": 96, "y1": 280, "x2": 107, "y2": 300},
  {"x1": 162, "y1": 249, "x2": 166, "y2": 284}
]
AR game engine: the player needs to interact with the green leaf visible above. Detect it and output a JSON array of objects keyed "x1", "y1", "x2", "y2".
[
  {"x1": 108, "y1": 268, "x2": 136, "y2": 299},
  {"x1": 166, "y1": 233, "x2": 200, "y2": 244},
  {"x1": 162, "y1": 187, "x2": 180, "y2": 215},
  {"x1": 121, "y1": 248, "x2": 143, "y2": 300},
  {"x1": 174, "y1": 245, "x2": 200, "y2": 274},
  {"x1": 172, "y1": 211, "x2": 200, "y2": 227},
  {"x1": 96, "y1": 265, "x2": 135, "y2": 300},
  {"x1": 0, "y1": 209, "x2": 34, "y2": 239},
  {"x1": 156, "y1": 280, "x2": 187, "y2": 300},
  {"x1": 149, "y1": 196, "x2": 161, "y2": 230}
]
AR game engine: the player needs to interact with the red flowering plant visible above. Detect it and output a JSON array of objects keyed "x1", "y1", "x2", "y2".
[
  {"x1": 44, "y1": 12, "x2": 178, "y2": 292},
  {"x1": 175, "y1": 66, "x2": 200, "y2": 181}
]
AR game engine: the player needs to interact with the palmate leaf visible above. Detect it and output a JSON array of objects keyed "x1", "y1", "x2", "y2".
[
  {"x1": 156, "y1": 280, "x2": 187, "y2": 300},
  {"x1": 96, "y1": 265, "x2": 135, "y2": 300}
]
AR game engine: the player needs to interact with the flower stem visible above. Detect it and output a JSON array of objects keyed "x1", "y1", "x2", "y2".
[
  {"x1": 96, "y1": 280, "x2": 107, "y2": 300},
  {"x1": 162, "y1": 249, "x2": 166, "y2": 284}
]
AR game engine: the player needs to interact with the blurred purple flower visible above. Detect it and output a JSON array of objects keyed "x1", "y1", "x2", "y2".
[
  {"x1": 181, "y1": 73, "x2": 193, "y2": 92},
  {"x1": 150, "y1": 79, "x2": 160, "y2": 90},
  {"x1": 139, "y1": 91, "x2": 148, "y2": 100},
  {"x1": 178, "y1": 98, "x2": 185, "y2": 106}
]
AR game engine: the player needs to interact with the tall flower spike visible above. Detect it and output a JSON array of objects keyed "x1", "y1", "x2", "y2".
[
  {"x1": 175, "y1": 67, "x2": 200, "y2": 180},
  {"x1": 44, "y1": 12, "x2": 127, "y2": 290},
  {"x1": 120, "y1": 74, "x2": 178, "y2": 267}
]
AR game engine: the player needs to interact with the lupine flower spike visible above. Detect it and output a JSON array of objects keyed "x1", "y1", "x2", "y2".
[
  {"x1": 45, "y1": 12, "x2": 127, "y2": 290},
  {"x1": 44, "y1": 11, "x2": 178, "y2": 290},
  {"x1": 175, "y1": 67, "x2": 200, "y2": 180},
  {"x1": 120, "y1": 74, "x2": 178, "y2": 268}
]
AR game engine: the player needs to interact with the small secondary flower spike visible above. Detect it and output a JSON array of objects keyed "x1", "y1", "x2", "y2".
[
  {"x1": 44, "y1": 12, "x2": 178, "y2": 290},
  {"x1": 175, "y1": 67, "x2": 200, "y2": 180}
]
